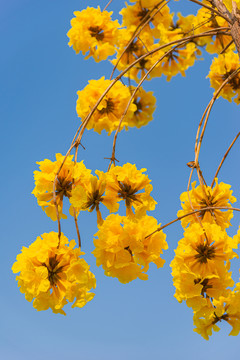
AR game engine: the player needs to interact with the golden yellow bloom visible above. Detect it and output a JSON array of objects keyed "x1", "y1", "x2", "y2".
[
  {"x1": 127, "y1": 87, "x2": 156, "y2": 128},
  {"x1": 178, "y1": 179, "x2": 236, "y2": 229},
  {"x1": 173, "y1": 223, "x2": 238, "y2": 277},
  {"x1": 171, "y1": 261, "x2": 234, "y2": 305},
  {"x1": 32, "y1": 153, "x2": 91, "y2": 221},
  {"x1": 194, "y1": 8, "x2": 233, "y2": 54},
  {"x1": 105, "y1": 163, "x2": 157, "y2": 217},
  {"x1": 120, "y1": 1, "x2": 173, "y2": 38},
  {"x1": 222, "y1": 0, "x2": 240, "y2": 12},
  {"x1": 193, "y1": 294, "x2": 240, "y2": 340},
  {"x1": 12, "y1": 232, "x2": 96, "y2": 315},
  {"x1": 152, "y1": 42, "x2": 198, "y2": 81},
  {"x1": 76, "y1": 77, "x2": 137, "y2": 135},
  {"x1": 93, "y1": 214, "x2": 167, "y2": 283},
  {"x1": 207, "y1": 51, "x2": 240, "y2": 104},
  {"x1": 67, "y1": 7, "x2": 119, "y2": 62},
  {"x1": 70, "y1": 170, "x2": 118, "y2": 225}
]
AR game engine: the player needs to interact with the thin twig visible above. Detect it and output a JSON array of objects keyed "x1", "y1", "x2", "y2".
[
  {"x1": 73, "y1": 207, "x2": 81, "y2": 248},
  {"x1": 103, "y1": 0, "x2": 113, "y2": 11},
  {"x1": 211, "y1": 131, "x2": 240, "y2": 187},
  {"x1": 145, "y1": 206, "x2": 240, "y2": 238},
  {"x1": 189, "y1": 0, "x2": 232, "y2": 24}
]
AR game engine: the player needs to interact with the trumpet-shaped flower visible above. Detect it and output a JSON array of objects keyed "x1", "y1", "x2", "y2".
[
  {"x1": 173, "y1": 223, "x2": 238, "y2": 277},
  {"x1": 76, "y1": 77, "x2": 137, "y2": 135},
  {"x1": 207, "y1": 51, "x2": 240, "y2": 104},
  {"x1": 177, "y1": 179, "x2": 236, "y2": 229},
  {"x1": 12, "y1": 232, "x2": 96, "y2": 315},
  {"x1": 32, "y1": 153, "x2": 91, "y2": 221},
  {"x1": 70, "y1": 170, "x2": 118, "y2": 225},
  {"x1": 93, "y1": 214, "x2": 167, "y2": 283},
  {"x1": 105, "y1": 163, "x2": 157, "y2": 217},
  {"x1": 67, "y1": 7, "x2": 119, "y2": 62}
]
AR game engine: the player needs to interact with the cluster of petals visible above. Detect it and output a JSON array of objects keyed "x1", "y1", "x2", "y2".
[
  {"x1": 172, "y1": 177, "x2": 240, "y2": 339},
  {"x1": 76, "y1": 77, "x2": 137, "y2": 135},
  {"x1": 32, "y1": 153, "x2": 91, "y2": 221},
  {"x1": 177, "y1": 179, "x2": 236, "y2": 229},
  {"x1": 12, "y1": 232, "x2": 96, "y2": 315},
  {"x1": 67, "y1": 7, "x2": 120, "y2": 62},
  {"x1": 93, "y1": 214, "x2": 167, "y2": 283},
  {"x1": 105, "y1": 163, "x2": 157, "y2": 217},
  {"x1": 208, "y1": 51, "x2": 240, "y2": 104}
]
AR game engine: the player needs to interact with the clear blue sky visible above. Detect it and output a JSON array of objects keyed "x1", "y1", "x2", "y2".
[{"x1": 1, "y1": 1, "x2": 240, "y2": 359}]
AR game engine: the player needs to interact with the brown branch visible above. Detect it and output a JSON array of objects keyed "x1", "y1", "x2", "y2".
[
  {"x1": 110, "y1": 0, "x2": 169, "y2": 80},
  {"x1": 103, "y1": 0, "x2": 113, "y2": 11},
  {"x1": 211, "y1": 131, "x2": 240, "y2": 187},
  {"x1": 189, "y1": 0, "x2": 232, "y2": 24},
  {"x1": 194, "y1": 67, "x2": 240, "y2": 171},
  {"x1": 145, "y1": 206, "x2": 240, "y2": 238}
]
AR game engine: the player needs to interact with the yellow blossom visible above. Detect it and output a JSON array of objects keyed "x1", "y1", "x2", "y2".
[
  {"x1": 105, "y1": 163, "x2": 157, "y2": 217},
  {"x1": 93, "y1": 214, "x2": 167, "y2": 283},
  {"x1": 177, "y1": 179, "x2": 236, "y2": 229},
  {"x1": 127, "y1": 87, "x2": 156, "y2": 128},
  {"x1": 70, "y1": 170, "x2": 118, "y2": 225},
  {"x1": 32, "y1": 153, "x2": 91, "y2": 221},
  {"x1": 67, "y1": 7, "x2": 119, "y2": 62},
  {"x1": 12, "y1": 232, "x2": 96, "y2": 315},
  {"x1": 207, "y1": 51, "x2": 240, "y2": 104},
  {"x1": 76, "y1": 77, "x2": 137, "y2": 135},
  {"x1": 173, "y1": 223, "x2": 238, "y2": 277}
]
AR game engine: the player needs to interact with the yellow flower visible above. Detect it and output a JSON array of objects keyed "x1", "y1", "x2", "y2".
[
  {"x1": 70, "y1": 170, "x2": 118, "y2": 225},
  {"x1": 127, "y1": 87, "x2": 156, "y2": 129},
  {"x1": 12, "y1": 232, "x2": 96, "y2": 315},
  {"x1": 93, "y1": 214, "x2": 167, "y2": 283},
  {"x1": 32, "y1": 153, "x2": 91, "y2": 221},
  {"x1": 120, "y1": 1, "x2": 173, "y2": 38},
  {"x1": 105, "y1": 163, "x2": 157, "y2": 217},
  {"x1": 177, "y1": 179, "x2": 236, "y2": 229},
  {"x1": 76, "y1": 77, "x2": 137, "y2": 135},
  {"x1": 193, "y1": 8, "x2": 233, "y2": 54},
  {"x1": 152, "y1": 42, "x2": 198, "y2": 81},
  {"x1": 207, "y1": 51, "x2": 240, "y2": 104},
  {"x1": 193, "y1": 294, "x2": 240, "y2": 339},
  {"x1": 171, "y1": 261, "x2": 234, "y2": 305},
  {"x1": 173, "y1": 223, "x2": 237, "y2": 277},
  {"x1": 67, "y1": 7, "x2": 119, "y2": 62}
]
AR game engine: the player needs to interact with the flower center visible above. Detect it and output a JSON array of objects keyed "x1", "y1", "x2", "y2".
[
  {"x1": 133, "y1": 97, "x2": 143, "y2": 115},
  {"x1": 212, "y1": 312, "x2": 229, "y2": 325},
  {"x1": 194, "y1": 243, "x2": 216, "y2": 264},
  {"x1": 117, "y1": 182, "x2": 141, "y2": 207},
  {"x1": 56, "y1": 176, "x2": 73, "y2": 199},
  {"x1": 194, "y1": 278, "x2": 213, "y2": 297},
  {"x1": 222, "y1": 70, "x2": 240, "y2": 90},
  {"x1": 137, "y1": 8, "x2": 150, "y2": 21},
  {"x1": 44, "y1": 256, "x2": 64, "y2": 286},
  {"x1": 88, "y1": 26, "x2": 104, "y2": 41},
  {"x1": 99, "y1": 98, "x2": 115, "y2": 114},
  {"x1": 84, "y1": 189, "x2": 104, "y2": 211}
]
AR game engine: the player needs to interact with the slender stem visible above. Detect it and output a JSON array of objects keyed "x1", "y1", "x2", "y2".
[
  {"x1": 103, "y1": 0, "x2": 113, "y2": 11},
  {"x1": 189, "y1": 0, "x2": 232, "y2": 24},
  {"x1": 211, "y1": 131, "x2": 240, "y2": 187},
  {"x1": 110, "y1": 0, "x2": 169, "y2": 80},
  {"x1": 145, "y1": 206, "x2": 240, "y2": 238},
  {"x1": 73, "y1": 207, "x2": 81, "y2": 249}
]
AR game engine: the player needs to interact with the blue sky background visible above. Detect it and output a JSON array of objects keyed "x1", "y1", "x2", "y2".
[{"x1": 1, "y1": 0, "x2": 240, "y2": 359}]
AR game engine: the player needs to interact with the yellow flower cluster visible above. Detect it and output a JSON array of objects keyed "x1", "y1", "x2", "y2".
[
  {"x1": 12, "y1": 232, "x2": 96, "y2": 315},
  {"x1": 177, "y1": 179, "x2": 236, "y2": 229},
  {"x1": 171, "y1": 180, "x2": 240, "y2": 339},
  {"x1": 208, "y1": 51, "x2": 240, "y2": 104},
  {"x1": 32, "y1": 153, "x2": 91, "y2": 221},
  {"x1": 67, "y1": 7, "x2": 119, "y2": 62},
  {"x1": 93, "y1": 214, "x2": 167, "y2": 283}
]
